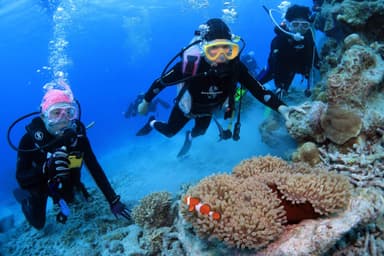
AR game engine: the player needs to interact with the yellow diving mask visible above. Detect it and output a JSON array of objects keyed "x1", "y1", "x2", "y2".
[{"x1": 202, "y1": 39, "x2": 239, "y2": 62}]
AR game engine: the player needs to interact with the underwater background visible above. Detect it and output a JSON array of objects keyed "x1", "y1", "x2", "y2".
[
  {"x1": 5, "y1": 0, "x2": 384, "y2": 255},
  {"x1": 1, "y1": 0, "x2": 311, "y2": 207}
]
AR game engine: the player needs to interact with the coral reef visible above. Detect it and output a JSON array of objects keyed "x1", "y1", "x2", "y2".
[
  {"x1": 131, "y1": 191, "x2": 174, "y2": 229},
  {"x1": 327, "y1": 34, "x2": 384, "y2": 110},
  {"x1": 0, "y1": 188, "x2": 140, "y2": 256},
  {"x1": 314, "y1": 0, "x2": 384, "y2": 41},
  {"x1": 181, "y1": 156, "x2": 351, "y2": 250}
]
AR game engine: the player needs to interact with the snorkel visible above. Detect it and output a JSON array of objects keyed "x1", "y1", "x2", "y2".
[
  {"x1": 7, "y1": 80, "x2": 82, "y2": 153},
  {"x1": 7, "y1": 99, "x2": 82, "y2": 153},
  {"x1": 262, "y1": 3, "x2": 304, "y2": 41}
]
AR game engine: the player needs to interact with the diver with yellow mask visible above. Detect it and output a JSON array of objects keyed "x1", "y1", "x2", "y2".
[{"x1": 136, "y1": 18, "x2": 297, "y2": 157}]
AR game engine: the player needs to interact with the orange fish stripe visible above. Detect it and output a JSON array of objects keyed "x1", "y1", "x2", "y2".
[
  {"x1": 184, "y1": 196, "x2": 201, "y2": 212},
  {"x1": 199, "y1": 204, "x2": 211, "y2": 215},
  {"x1": 211, "y1": 211, "x2": 221, "y2": 221}
]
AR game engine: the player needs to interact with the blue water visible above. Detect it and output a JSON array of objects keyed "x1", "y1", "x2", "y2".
[{"x1": 1, "y1": 0, "x2": 312, "y2": 207}]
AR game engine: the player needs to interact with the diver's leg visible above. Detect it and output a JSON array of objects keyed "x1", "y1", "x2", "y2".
[
  {"x1": 274, "y1": 70, "x2": 295, "y2": 99},
  {"x1": 14, "y1": 187, "x2": 48, "y2": 230},
  {"x1": 177, "y1": 115, "x2": 211, "y2": 157},
  {"x1": 154, "y1": 106, "x2": 189, "y2": 137},
  {"x1": 137, "y1": 105, "x2": 189, "y2": 138},
  {"x1": 191, "y1": 116, "x2": 212, "y2": 138}
]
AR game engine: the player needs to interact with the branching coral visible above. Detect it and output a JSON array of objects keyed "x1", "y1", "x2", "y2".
[
  {"x1": 132, "y1": 191, "x2": 174, "y2": 229},
  {"x1": 181, "y1": 156, "x2": 352, "y2": 250}
]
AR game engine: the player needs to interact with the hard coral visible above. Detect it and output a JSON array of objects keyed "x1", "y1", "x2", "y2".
[
  {"x1": 181, "y1": 156, "x2": 352, "y2": 250},
  {"x1": 292, "y1": 142, "x2": 321, "y2": 166},
  {"x1": 320, "y1": 105, "x2": 362, "y2": 145},
  {"x1": 327, "y1": 39, "x2": 384, "y2": 109},
  {"x1": 132, "y1": 191, "x2": 174, "y2": 229}
]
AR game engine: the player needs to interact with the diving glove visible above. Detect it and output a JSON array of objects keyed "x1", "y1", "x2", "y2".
[
  {"x1": 44, "y1": 146, "x2": 70, "y2": 180},
  {"x1": 138, "y1": 99, "x2": 149, "y2": 115},
  {"x1": 110, "y1": 195, "x2": 131, "y2": 221}
]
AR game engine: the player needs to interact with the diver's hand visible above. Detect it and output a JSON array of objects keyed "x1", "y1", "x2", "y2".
[
  {"x1": 278, "y1": 105, "x2": 306, "y2": 128},
  {"x1": 110, "y1": 196, "x2": 132, "y2": 221},
  {"x1": 137, "y1": 99, "x2": 149, "y2": 115},
  {"x1": 44, "y1": 146, "x2": 70, "y2": 180}
]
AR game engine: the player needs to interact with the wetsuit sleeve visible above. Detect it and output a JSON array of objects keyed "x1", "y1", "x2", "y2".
[
  {"x1": 16, "y1": 134, "x2": 46, "y2": 189},
  {"x1": 81, "y1": 136, "x2": 118, "y2": 204},
  {"x1": 144, "y1": 62, "x2": 183, "y2": 102},
  {"x1": 238, "y1": 62, "x2": 286, "y2": 111}
]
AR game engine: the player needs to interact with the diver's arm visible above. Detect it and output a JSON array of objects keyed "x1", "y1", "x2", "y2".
[
  {"x1": 238, "y1": 62, "x2": 285, "y2": 111},
  {"x1": 16, "y1": 134, "x2": 46, "y2": 189},
  {"x1": 81, "y1": 137, "x2": 118, "y2": 203},
  {"x1": 144, "y1": 62, "x2": 183, "y2": 103}
]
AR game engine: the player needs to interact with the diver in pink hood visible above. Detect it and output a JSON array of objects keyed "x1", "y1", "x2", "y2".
[{"x1": 12, "y1": 79, "x2": 131, "y2": 229}]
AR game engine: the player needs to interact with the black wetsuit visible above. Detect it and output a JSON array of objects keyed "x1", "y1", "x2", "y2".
[
  {"x1": 257, "y1": 27, "x2": 320, "y2": 91},
  {"x1": 143, "y1": 57, "x2": 284, "y2": 138},
  {"x1": 16, "y1": 117, "x2": 119, "y2": 229}
]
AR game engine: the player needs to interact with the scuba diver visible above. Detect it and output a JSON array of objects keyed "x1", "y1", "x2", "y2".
[
  {"x1": 9, "y1": 79, "x2": 131, "y2": 230},
  {"x1": 257, "y1": 4, "x2": 320, "y2": 99},
  {"x1": 124, "y1": 93, "x2": 170, "y2": 119},
  {"x1": 135, "y1": 18, "x2": 299, "y2": 157},
  {"x1": 240, "y1": 50, "x2": 260, "y2": 77}
]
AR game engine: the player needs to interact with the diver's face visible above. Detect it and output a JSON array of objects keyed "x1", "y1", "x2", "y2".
[
  {"x1": 289, "y1": 19, "x2": 311, "y2": 35},
  {"x1": 43, "y1": 116, "x2": 73, "y2": 136},
  {"x1": 203, "y1": 39, "x2": 239, "y2": 65},
  {"x1": 42, "y1": 102, "x2": 77, "y2": 136}
]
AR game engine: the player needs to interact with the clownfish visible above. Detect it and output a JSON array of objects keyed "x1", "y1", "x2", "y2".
[{"x1": 184, "y1": 196, "x2": 221, "y2": 221}]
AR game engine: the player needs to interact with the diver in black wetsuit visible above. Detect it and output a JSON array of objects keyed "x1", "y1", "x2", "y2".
[
  {"x1": 135, "y1": 18, "x2": 298, "y2": 157},
  {"x1": 257, "y1": 4, "x2": 320, "y2": 99},
  {"x1": 13, "y1": 80, "x2": 131, "y2": 230}
]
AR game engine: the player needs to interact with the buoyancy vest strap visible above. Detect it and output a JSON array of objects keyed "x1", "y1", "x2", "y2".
[
  {"x1": 174, "y1": 53, "x2": 200, "y2": 105},
  {"x1": 174, "y1": 81, "x2": 190, "y2": 104},
  {"x1": 184, "y1": 55, "x2": 199, "y2": 76}
]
